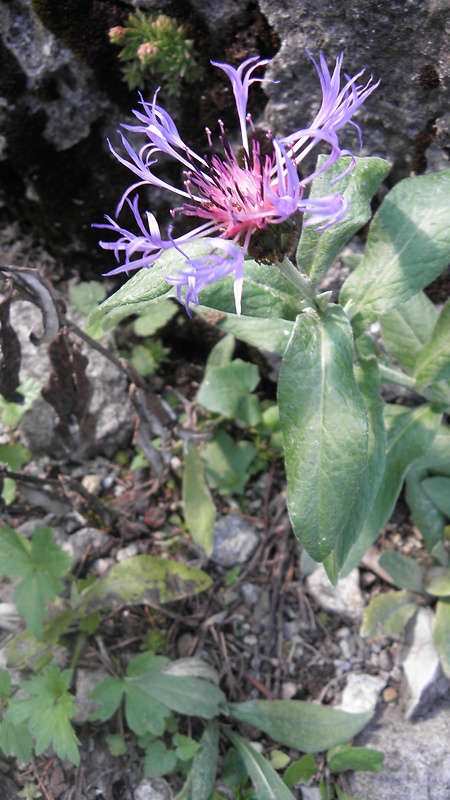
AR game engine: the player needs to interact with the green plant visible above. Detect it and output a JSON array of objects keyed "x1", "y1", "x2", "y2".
[{"x1": 109, "y1": 10, "x2": 203, "y2": 95}]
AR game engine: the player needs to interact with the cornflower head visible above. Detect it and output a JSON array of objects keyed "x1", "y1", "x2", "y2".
[{"x1": 97, "y1": 53, "x2": 378, "y2": 314}]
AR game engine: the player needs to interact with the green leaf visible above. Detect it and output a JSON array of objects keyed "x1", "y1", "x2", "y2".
[
  {"x1": 7, "y1": 663, "x2": 80, "y2": 765},
  {"x1": 421, "y1": 476, "x2": 450, "y2": 517},
  {"x1": 106, "y1": 733, "x2": 127, "y2": 756},
  {"x1": 340, "y1": 170, "x2": 450, "y2": 334},
  {"x1": 69, "y1": 281, "x2": 107, "y2": 315},
  {"x1": 89, "y1": 678, "x2": 125, "y2": 722},
  {"x1": 197, "y1": 359, "x2": 260, "y2": 418},
  {"x1": 173, "y1": 732, "x2": 200, "y2": 761},
  {"x1": 283, "y1": 754, "x2": 317, "y2": 788},
  {"x1": 202, "y1": 430, "x2": 256, "y2": 495},
  {"x1": 132, "y1": 298, "x2": 178, "y2": 336},
  {"x1": 131, "y1": 672, "x2": 227, "y2": 719},
  {"x1": 0, "y1": 526, "x2": 72, "y2": 638},
  {"x1": 230, "y1": 701, "x2": 374, "y2": 754},
  {"x1": 144, "y1": 740, "x2": 178, "y2": 777},
  {"x1": 78, "y1": 554, "x2": 212, "y2": 613},
  {"x1": 0, "y1": 719, "x2": 33, "y2": 763},
  {"x1": 0, "y1": 668, "x2": 11, "y2": 697},
  {"x1": 425, "y1": 568, "x2": 450, "y2": 597},
  {"x1": 434, "y1": 599, "x2": 450, "y2": 677},
  {"x1": 190, "y1": 722, "x2": 220, "y2": 800},
  {"x1": 340, "y1": 403, "x2": 442, "y2": 576},
  {"x1": 296, "y1": 155, "x2": 390, "y2": 285},
  {"x1": 414, "y1": 298, "x2": 450, "y2": 388},
  {"x1": 378, "y1": 551, "x2": 424, "y2": 593},
  {"x1": 197, "y1": 308, "x2": 294, "y2": 356},
  {"x1": 124, "y1": 683, "x2": 170, "y2": 736},
  {"x1": 380, "y1": 291, "x2": 438, "y2": 375},
  {"x1": 334, "y1": 785, "x2": 368, "y2": 800},
  {"x1": 0, "y1": 443, "x2": 31, "y2": 470},
  {"x1": 411, "y1": 422, "x2": 450, "y2": 475},
  {"x1": 327, "y1": 744, "x2": 384, "y2": 773},
  {"x1": 361, "y1": 590, "x2": 418, "y2": 637},
  {"x1": 206, "y1": 333, "x2": 235, "y2": 369},
  {"x1": 405, "y1": 467, "x2": 446, "y2": 553},
  {"x1": 198, "y1": 257, "x2": 304, "y2": 321},
  {"x1": 225, "y1": 730, "x2": 296, "y2": 800},
  {"x1": 324, "y1": 338, "x2": 386, "y2": 580},
  {"x1": 278, "y1": 305, "x2": 368, "y2": 562},
  {"x1": 182, "y1": 439, "x2": 216, "y2": 557}
]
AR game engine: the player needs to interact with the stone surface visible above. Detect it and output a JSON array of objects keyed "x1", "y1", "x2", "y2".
[
  {"x1": 401, "y1": 607, "x2": 450, "y2": 719},
  {"x1": 211, "y1": 514, "x2": 260, "y2": 567},
  {"x1": 260, "y1": 0, "x2": 450, "y2": 177},
  {"x1": 6, "y1": 299, "x2": 134, "y2": 458},
  {"x1": 348, "y1": 702, "x2": 450, "y2": 800},
  {"x1": 306, "y1": 565, "x2": 364, "y2": 623}
]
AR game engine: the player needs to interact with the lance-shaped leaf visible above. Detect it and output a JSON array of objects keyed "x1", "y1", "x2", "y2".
[
  {"x1": 324, "y1": 337, "x2": 386, "y2": 582},
  {"x1": 225, "y1": 730, "x2": 296, "y2": 800},
  {"x1": 380, "y1": 291, "x2": 438, "y2": 375},
  {"x1": 340, "y1": 403, "x2": 442, "y2": 577},
  {"x1": 414, "y1": 297, "x2": 450, "y2": 389},
  {"x1": 296, "y1": 155, "x2": 390, "y2": 286},
  {"x1": 340, "y1": 170, "x2": 450, "y2": 334},
  {"x1": 405, "y1": 466, "x2": 446, "y2": 553},
  {"x1": 278, "y1": 305, "x2": 368, "y2": 562},
  {"x1": 190, "y1": 721, "x2": 220, "y2": 800},
  {"x1": 434, "y1": 599, "x2": 450, "y2": 678},
  {"x1": 182, "y1": 440, "x2": 216, "y2": 557},
  {"x1": 421, "y1": 475, "x2": 450, "y2": 517},
  {"x1": 77, "y1": 554, "x2": 212, "y2": 613},
  {"x1": 230, "y1": 701, "x2": 374, "y2": 754},
  {"x1": 378, "y1": 551, "x2": 424, "y2": 593},
  {"x1": 362, "y1": 590, "x2": 418, "y2": 637}
]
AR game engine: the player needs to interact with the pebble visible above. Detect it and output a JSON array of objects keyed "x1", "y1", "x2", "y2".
[
  {"x1": 211, "y1": 515, "x2": 260, "y2": 567},
  {"x1": 61, "y1": 527, "x2": 108, "y2": 561},
  {"x1": 116, "y1": 543, "x2": 139, "y2": 562},
  {"x1": 81, "y1": 473, "x2": 102, "y2": 496},
  {"x1": 240, "y1": 582, "x2": 261, "y2": 607},
  {"x1": 306, "y1": 565, "x2": 364, "y2": 622},
  {"x1": 281, "y1": 681, "x2": 298, "y2": 700},
  {"x1": 383, "y1": 686, "x2": 398, "y2": 703},
  {"x1": 134, "y1": 777, "x2": 172, "y2": 800},
  {"x1": 337, "y1": 672, "x2": 386, "y2": 714}
]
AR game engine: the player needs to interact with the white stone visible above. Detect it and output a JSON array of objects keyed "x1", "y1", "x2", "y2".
[
  {"x1": 306, "y1": 565, "x2": 364, "y2": 622},
  {"x1": 337, "y1": 672, "x2": 386, "y2": 715},
  {"x1": 401, "y1": 607, "x2": 450, "y2": 719}
]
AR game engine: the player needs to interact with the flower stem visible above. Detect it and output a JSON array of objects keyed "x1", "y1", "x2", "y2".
[
  {"x1": 277, "y1": 257, "x2": 318, "y2": 309},
  {"x1": 378, "y1": 363, "x2": 416, "y2": 390}
]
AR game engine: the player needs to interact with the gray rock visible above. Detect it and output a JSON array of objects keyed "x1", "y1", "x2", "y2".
[
  {"x1": 8, "y1": 299, "x2": 133, "y2": 458},
  {"x1": 59, "y1": 527, "x2": 109, "y2": 562},
  {"x1": 134, "y1": 777, "x2": 172, "y2": 800},
  {"x1": 348, "y1": 702, "x2": 450, "y2": 800},
  {"x1": 306, "y1": 565, "x2": 364, "y2": 623},
  {"x1": 260, "y1": 0, "x2": 450, "y2": 176},
  {"x1": 211, "y1": 515, "x2": 260, "y2": 567},
  {"x1": 401, "y1": 607, "x2": 450, "y2": 719}
]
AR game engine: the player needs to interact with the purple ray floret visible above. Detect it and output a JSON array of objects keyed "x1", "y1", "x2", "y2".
[{"x1": 97, "y1": 53, "x2": 379, "y2": 313}]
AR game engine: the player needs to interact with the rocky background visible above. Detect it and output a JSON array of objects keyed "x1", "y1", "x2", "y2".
[{"x1": 1, "y1": 0, "x2": 450, "y2": 273}]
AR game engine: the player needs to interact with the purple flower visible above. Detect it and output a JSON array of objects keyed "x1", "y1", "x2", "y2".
[{"x1": 97, "y1": 53, "x2": 378, "y2": 313}]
